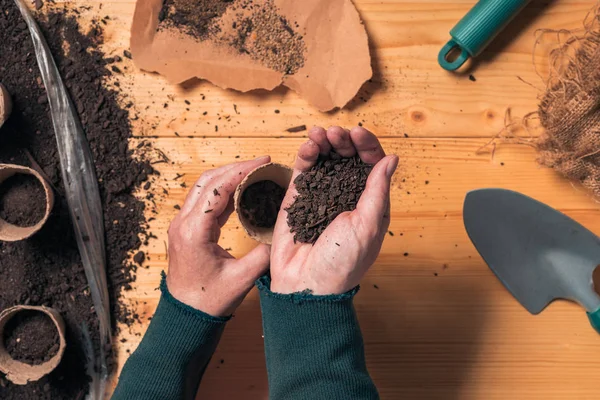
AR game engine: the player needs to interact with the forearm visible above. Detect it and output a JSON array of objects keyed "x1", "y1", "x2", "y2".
[
  {"x1": 258, "y1": 276, "x2": 379, "y2": 400},
  {"x1": 112, "y1": 273, "x2": 228, "y2": 400}
]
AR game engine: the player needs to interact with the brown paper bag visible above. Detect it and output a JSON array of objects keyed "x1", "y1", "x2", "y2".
[{"x1": 130, "y1": 0, "x2": 371, "y2": 111}]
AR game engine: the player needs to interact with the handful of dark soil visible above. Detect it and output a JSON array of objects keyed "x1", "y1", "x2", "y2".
[
  {"x1": 3, "y1": 310, "x2": 59, "y2": 366},
  {"x1": 240, "y1": 180, "x2": 285, "y2": 228},
  {"x1": 0, "y1": 174, "x2": 46, "y2": 227},
  {"x1": 287, "y1": 153, "x2": 373, "y2": 244}
]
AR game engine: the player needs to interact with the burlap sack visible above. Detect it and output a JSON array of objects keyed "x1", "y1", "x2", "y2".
[{"x1": 536, "y1": 5, "x2": 600, "y2": 195}]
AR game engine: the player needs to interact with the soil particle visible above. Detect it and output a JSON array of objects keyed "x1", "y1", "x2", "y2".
[
  {"x1": 287, "y1": 153, "x2": 372, "y2": 244},
  {"x1": 133, "y1": 251, "x2": 145, "y2": 265},
  {"x1": 3, "y1": 310, "x2": 59, "y2": 365},
  {"x1": 240, "y1": 180, "x2": 285, "y2": 228},
  {"x1": 0, "y1": 174, "x2": 46, "y2": 227},
  {"x1": 0, "y1": 4, "x2": 153, "y2": 399},
  {"x1": 286, "y1": 125, "x2": 307, "y2": 133}
]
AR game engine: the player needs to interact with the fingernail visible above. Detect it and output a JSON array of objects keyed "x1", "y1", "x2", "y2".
[
  {"x1": 254, "y1": 155, "x2": 270, "y2": 162},
  {"x1": 385, "y1": 155, "x2": 399, "y2": 179}
]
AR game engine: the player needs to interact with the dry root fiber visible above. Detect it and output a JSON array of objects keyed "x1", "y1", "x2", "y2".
[{"x1": 535, "y1": 3, "x2": 600, "y2": 196}]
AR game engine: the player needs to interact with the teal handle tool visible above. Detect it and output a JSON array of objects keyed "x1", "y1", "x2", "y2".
[
  {"x1": 588, "y1": 308, "x2": 600, "y2": 333},
  {"x1": 439, "y1": 0, "x2": 532, "y2": 71}
]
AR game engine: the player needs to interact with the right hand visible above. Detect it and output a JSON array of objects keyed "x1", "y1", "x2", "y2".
[{"x1": 270, "y1": 126, "x2": 398, "y2": 295}]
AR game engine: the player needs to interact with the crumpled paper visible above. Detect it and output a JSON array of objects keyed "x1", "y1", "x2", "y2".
[{"x1": 131, "y1": 0, "x2": 371, "y2": 111}]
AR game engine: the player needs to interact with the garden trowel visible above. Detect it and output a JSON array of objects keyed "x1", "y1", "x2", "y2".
[{"x1": 463, "y1": 188, "x2": 600, "y2": 333}]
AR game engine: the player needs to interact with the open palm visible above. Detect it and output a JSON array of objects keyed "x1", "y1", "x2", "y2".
[{"x1": 270, "y1": 126, "x2": 398, "y2": 295}]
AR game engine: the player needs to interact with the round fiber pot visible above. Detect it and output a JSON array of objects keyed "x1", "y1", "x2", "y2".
[
  {"x1": 0, "y1": 83, "x2": 12, "y2": 128},
  {"x1": 235, "y1": 163, "x2": 293, "y2": 245},
  {"x1": 0, "y1": 164, "x2": 54, "y2": 242},
  {"x1": 0, "y1": 306, "x2": 67, "y2": 385}
]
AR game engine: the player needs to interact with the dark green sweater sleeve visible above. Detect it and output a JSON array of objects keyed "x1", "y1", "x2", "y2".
[
  {"x1": 112, "y1": 273, "x2": 228, "y2": 400},
  {"x1": 257, "y1": 276, "x2": 379, "y2": 400}
]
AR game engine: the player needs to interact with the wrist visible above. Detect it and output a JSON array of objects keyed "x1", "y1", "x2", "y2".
[
  {"x1": 270, "y1": 273, "x2": 353, "y2": 296},
  {"x1": 160, "y1": 272, "x2": 231, "y2": 322},
  {"x1": 258, "y1": 275, "x2": 360, "y2": 299},
  {"x1": 166, "y1": 273, "x2": 238, "y2": 318}
]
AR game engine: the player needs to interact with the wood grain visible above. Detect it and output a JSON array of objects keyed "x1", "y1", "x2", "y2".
[
  {"x1": 47, "y1": 0, "x2": 600, "y2": 398},
  {"x1": 108, "y1": 138, "x2": 600, "y2": 399},
  {"x1": 64, "y1": 0, "x2": 592, "y2": 138}
]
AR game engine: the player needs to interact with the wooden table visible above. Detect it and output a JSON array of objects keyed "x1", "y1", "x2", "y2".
[{"x1": 84, "y1": 0, "x2": 600, "y2": 398}]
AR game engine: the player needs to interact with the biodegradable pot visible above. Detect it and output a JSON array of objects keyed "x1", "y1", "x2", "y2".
[
  {"x1": 0, "y1": 83, "x2": 12, "y2": 128},
  {"x1": 0, "y1": 306, "x2": 66, "y2": 385},
  {"x1": 0, "y1": 164, "x2": 55, "y2": 242},
  {"x1": 235, "y1": 163, "x2": 293, "y2": 245}
]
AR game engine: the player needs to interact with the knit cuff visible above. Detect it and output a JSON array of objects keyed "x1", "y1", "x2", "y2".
[
  {"x1": 257, "y1": 275, "x2": 377, "y2": 400},
  {"x1": 255, "y1": 275, "x2": 360, "y2": 302},
  {"x1": 112, "y1": 273, "x2": 229, "y2": 399}
]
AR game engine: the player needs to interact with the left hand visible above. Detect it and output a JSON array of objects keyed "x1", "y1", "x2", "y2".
[{"x1": 166, "y1": 157, "x2": 272, "y2": 317}]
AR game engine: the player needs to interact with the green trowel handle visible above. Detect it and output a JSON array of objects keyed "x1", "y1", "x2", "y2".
[
  {"x1": 438, "y1": 0, "x2": 531, "y2": 71},
  {"x1": 587, "y1": 308, "x2": 600, "y2": 333}
]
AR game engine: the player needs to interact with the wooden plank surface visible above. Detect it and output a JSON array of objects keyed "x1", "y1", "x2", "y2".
[{"x1": 54, "y1": 0, "x2": 600, "y2": 398}]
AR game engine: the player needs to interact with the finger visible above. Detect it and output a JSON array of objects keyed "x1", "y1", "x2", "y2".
[
  {"x1": 191, "y1": 156, "x2": 271, "y2": 217},
  {"x1": 326, "y1": 126, "x2": 356, "y2": 157},
  {"x1": 230, "y1": 243, "x2": 271, "y2": 285},
  {"x1": 270, "y1": 169, "x2": 301, "y2": 256},
  {"x1": 217, "y1": 193, "x2": 235, "y2": 227},
  {"x1": 349, "y1": 126, "x2": 386, "y2": 164},
  {"x1": 355, "y1": 155, "x2": 398, "y2": 236},
  {"x1": 295, "y1": 140, "x2": 320, "y2": 172},
  {"x1": 308, "y1": 126, "x2": 332, "y2": 155},
  {"x1": 181, "y1": 162, "x2": 244, "y2": 214},
  {"x1": 273, "y1": 138, "x2": 320, "y2": 253}
]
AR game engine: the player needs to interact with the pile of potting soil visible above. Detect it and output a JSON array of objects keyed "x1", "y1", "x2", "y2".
[
  {"x1": 0, "y1": 174, "x2": 46, "y2": 227},
  {"x1": 287, "y1": 153, "x2": 373, "y2": 244},
  {"x1": 3, "y1": 310, "x2": 60, "y2": 366},
  {"x1": 224, "y1": 0, "x2": 306, "y2": 74},
  {"x1": 159, "y1": 0, "x2": 306, "y2": 74},
  {"x1": 240, "y1": 180, "x2": 285, "y2": 228},
  {"x1": 159, "y1": 0, "x2": 233, "y2": 39},
  {"x1": 0, "y1": 3, "x2": 153, "y2": 399}
]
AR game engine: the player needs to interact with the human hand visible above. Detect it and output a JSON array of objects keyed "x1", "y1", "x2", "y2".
[
  {"x1": 270, "y1": 126, "x2": 398, "y2": 295},
  {"x1": 167, "y1": 157, "x2": 272, "y2": 317}
]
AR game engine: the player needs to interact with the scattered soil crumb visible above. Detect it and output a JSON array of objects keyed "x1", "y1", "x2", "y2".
[
  {"x1": 133, "y1": 251, "x2": 145, "y2": 265},
  {"x1": 286, "y1": 125, "x2": 307, "y2": 133}
]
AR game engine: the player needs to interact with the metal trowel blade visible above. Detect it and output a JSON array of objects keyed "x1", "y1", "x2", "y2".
[{"x1": 463, "y1": 189, "x2": 600, "y2": 314}]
